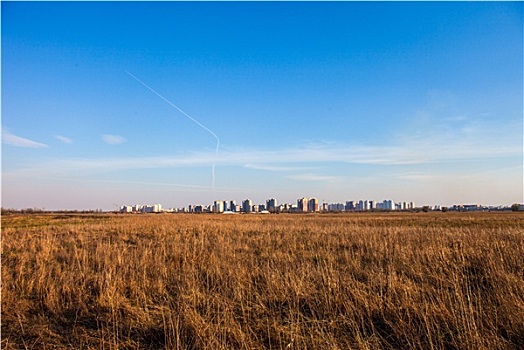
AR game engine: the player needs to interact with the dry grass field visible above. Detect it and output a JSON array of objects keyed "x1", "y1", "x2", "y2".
[{"x1": 2, "y1": 212, "x2": 524, "y2": 349}]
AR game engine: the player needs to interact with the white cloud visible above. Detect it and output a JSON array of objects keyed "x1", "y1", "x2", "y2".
[
  {"x1": 398, "y1": 105, "x2": 521, "y2": 154},
  {"x1": 5, "y1": 136, "x2": 521, "y2": 178},
  {"x1": 285, "y1": 173, "x2": 340, "y2": 182},
  {"x1": 102, "y1": 134, "x2": 126, "y2": 145},
  {"x1": 55, "y1": 135, "x2": 73, "y2": 144},
  {"x1": 2, "y1": 129, "x2": 48, "y2": 148},
  {"x1": 4, "y1": 116, "x2": 521, "y2": 183},
  {"x1": 244, "y1": 163, "x2": 316, "y2": 172},
  {"x1": 396, "y1": 172, "x2": 443, "y2": 181}
]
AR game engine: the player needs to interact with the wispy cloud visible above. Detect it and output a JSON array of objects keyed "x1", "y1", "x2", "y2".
[
  {"x1": 102, "y1": 134, "x2": 126, "y2": 145},
  {"x1": 55, "y1": 135, "x2": 73, "y2": 144},
  {"x1": 2, "y1": 128, "x2": 48, "y2": 148},
  {"x1": 285, "y1": 173, "x2": 340, "y2": 182},
  {"x1": 396, "y1": 163, "x2": 523, "y2": 182},
  {"x1": 66, "y1": 178, "x2": 251, "y2": 194},
  {"x1": 396, "y1": 172, "x2": 443, "y2": 181},
  {"x1": 394, "y1": 97, "x2": 522, "y2": 159},
  {"x1": 4, "y1": 116, "x2": 521, "y2": 182},
  {"x1": 244, "y1": 163, "x2": 316, "y2": 172},
  {"x1": 5, "y1": 136, "x2": 521, "y2": 178}
]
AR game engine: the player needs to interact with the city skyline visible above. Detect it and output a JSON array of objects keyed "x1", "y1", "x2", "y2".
[
  {"x1": 2, "y1": 2, "x2": 523, "y2": 210},
  {"x1": 116, "y1": 195, "x2": 517, "y2": 215},
  {"x1": 118, "y1": 195, "x2": 416, "y2": 214}
]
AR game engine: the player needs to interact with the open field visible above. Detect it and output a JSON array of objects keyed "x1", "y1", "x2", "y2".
[{"x1": 2, "y1": 212, "x2": 524, "y2": 349}]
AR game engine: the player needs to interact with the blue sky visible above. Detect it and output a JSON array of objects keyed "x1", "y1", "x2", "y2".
[{"x1": 2, "y1": 1, "x2": 522, "y2": 210}]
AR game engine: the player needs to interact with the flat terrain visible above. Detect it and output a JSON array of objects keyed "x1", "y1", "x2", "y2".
[{"x1": 2, "y1": 212, "x2": 524, "y2": 349}]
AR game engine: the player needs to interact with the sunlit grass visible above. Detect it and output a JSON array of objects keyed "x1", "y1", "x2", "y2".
[{"x1": 2, "y1": 212, "x2": 523, "y2": 349}]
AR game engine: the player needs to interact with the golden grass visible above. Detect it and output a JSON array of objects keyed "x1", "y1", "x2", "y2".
[{"x1": 2, "y1": 212, "x2": 524, "y2": 349}]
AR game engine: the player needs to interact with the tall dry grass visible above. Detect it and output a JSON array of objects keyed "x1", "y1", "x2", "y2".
[{"x1": 2, "y1": 212, "x2": 523, "y2": 349}]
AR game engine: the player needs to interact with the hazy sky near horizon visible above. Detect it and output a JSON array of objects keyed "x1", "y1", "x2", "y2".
[{"x1": 2, "y1": 1, "x2": 523, "y2": 210}]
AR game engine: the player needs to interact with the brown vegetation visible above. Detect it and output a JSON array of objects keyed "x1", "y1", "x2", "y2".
[{"x1": 2, "y1": 212, "x2": 524, "y2": 349}]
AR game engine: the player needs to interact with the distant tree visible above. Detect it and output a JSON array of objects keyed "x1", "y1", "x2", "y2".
[
  {"x1": 441, "y1": 207, "x2": 448, "y2": 212},
  {"x1": 1, "y1": 207, "x2": 17, "y2": 215},
  {"x1": 422, "y1": 206, "x2": 430, "y2": 213},
  {"x1": 511, "y1": 203, "x2": 521, "y2": 212}
]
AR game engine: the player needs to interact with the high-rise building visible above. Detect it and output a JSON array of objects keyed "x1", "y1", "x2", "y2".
[
  {"x1": 383, "y1": 199, "x2": 394, "y2": 210},
  {"x1": 308, "y1": 198, "x2": 319, "y2": 212},
  {"x1": 143, "y1": 204, "x2": 161, "y2": 213},
  {"x1": 230, "y1": 200, "x2": 237, "y2": 212},
  {"x1": 120, "y1": 205, "x2": 132, "y2": 213},
  {"x1": 242, "y1": 199, "x2": 252, "y2": 213},
  {"x1": 328, "y1": 203, "x2": 345, "y2": 211},
  {"x1": 266, "y1": 198, "x2": 277, "y2": 212},
  {"x1": 213, "y1": 200, "x2": 224, "y2": 213},
  {"x1": 298, "y1": 197, "x2": 309, "y2": 212}
]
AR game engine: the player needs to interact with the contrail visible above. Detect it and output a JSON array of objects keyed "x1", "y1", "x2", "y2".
[{"x1": 125, "y1": 70, "x2": 220, "y2": 191}]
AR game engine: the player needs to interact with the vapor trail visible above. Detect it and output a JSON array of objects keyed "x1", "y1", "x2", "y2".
[{"x1": 125, "y1": 70, "x2": 220, "y2": 191}]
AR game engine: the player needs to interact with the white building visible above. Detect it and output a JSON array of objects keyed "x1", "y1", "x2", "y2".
[
  {"x1": 213, "y1": 200, "x2": 224, "y2": 213},
  {"x1": 120, "y1": 205, "x2": 132, "y2": 213},
  {"x1": 143, "y1": 204, "x2": 162, "y2": 213},
  {"x1": 298, "y1": 197, "x2": 309, "y2": 212}
]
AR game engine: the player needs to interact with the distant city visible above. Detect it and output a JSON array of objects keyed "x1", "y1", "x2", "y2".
[{"x1": 119, "y1": 198, "x2": 524, "y2": 214}]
